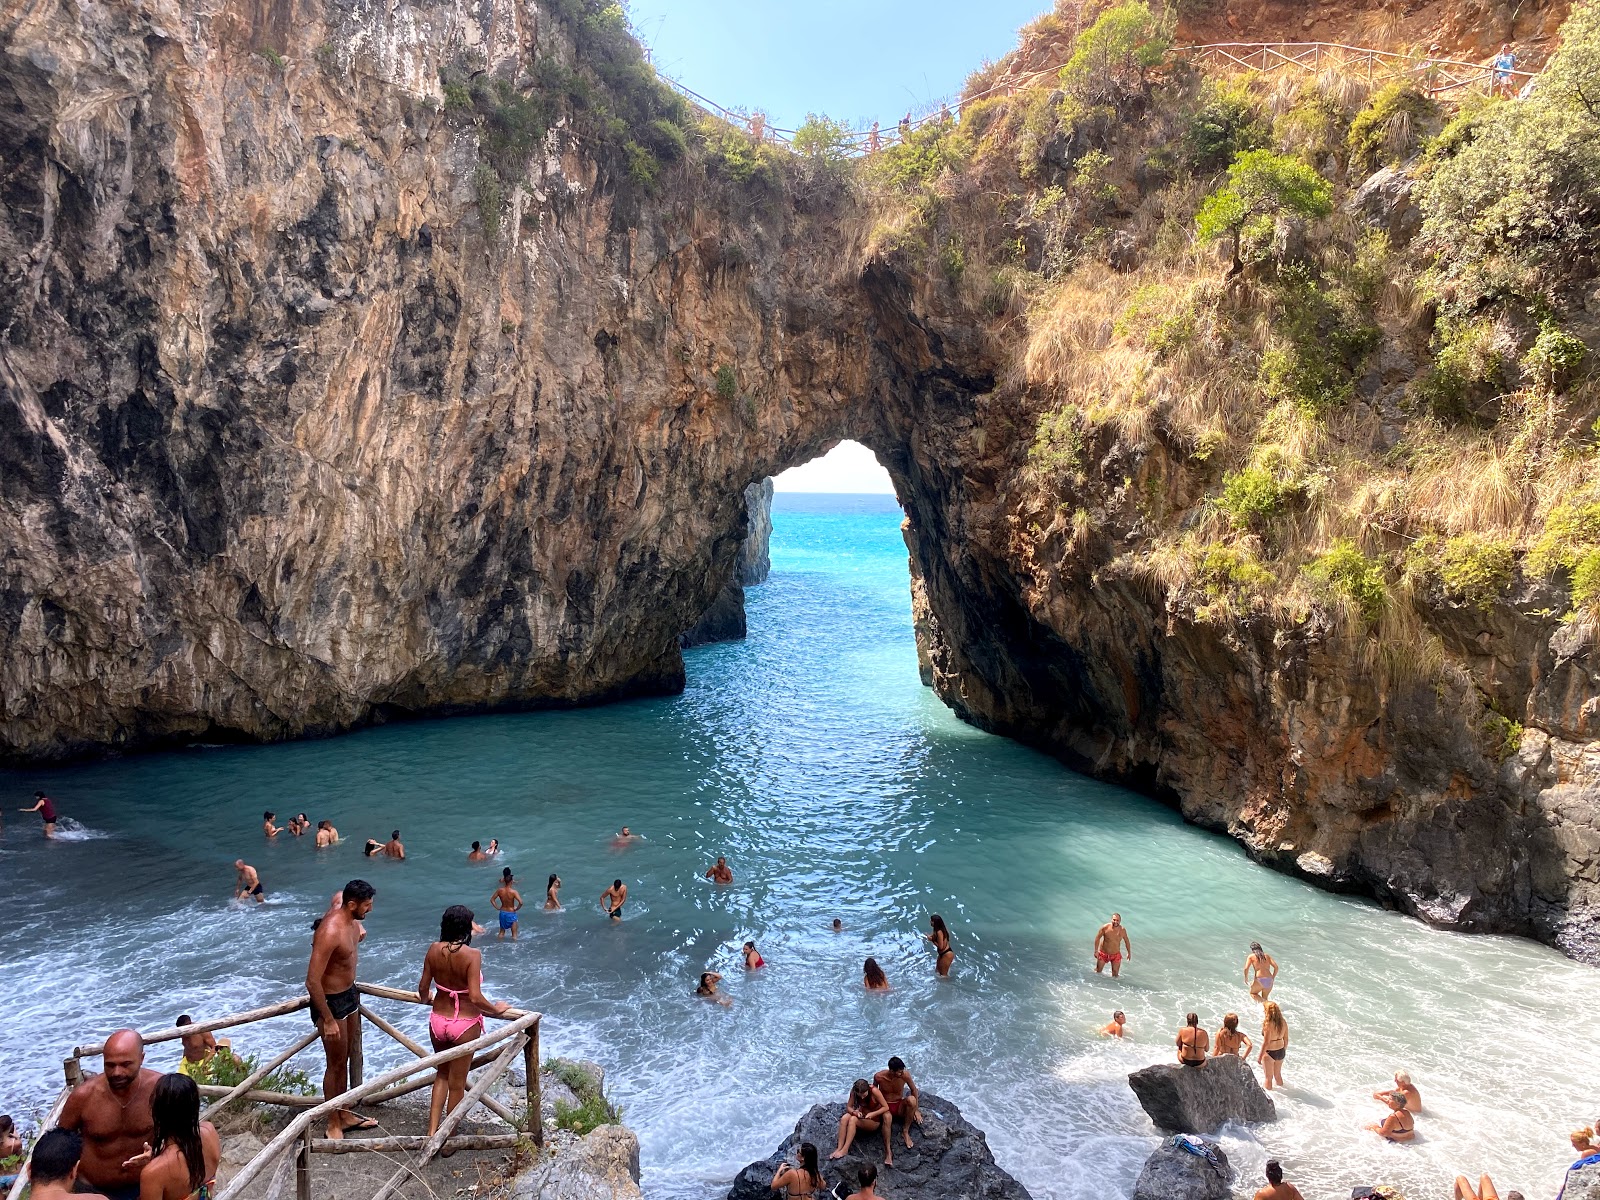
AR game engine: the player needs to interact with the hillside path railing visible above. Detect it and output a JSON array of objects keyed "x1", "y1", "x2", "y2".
[{"x1": 5, "y1": 982, "x2": 542, "y2": 1200}]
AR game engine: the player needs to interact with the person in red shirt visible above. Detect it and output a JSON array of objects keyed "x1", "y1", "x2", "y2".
[{"x1": 20, "y1": 791, "x2": 58, "y2": 838}]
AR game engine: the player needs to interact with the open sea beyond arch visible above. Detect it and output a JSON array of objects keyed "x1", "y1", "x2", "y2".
[{"x1": 0, "y1": 492, "x2": 1594, "y2": 1199}]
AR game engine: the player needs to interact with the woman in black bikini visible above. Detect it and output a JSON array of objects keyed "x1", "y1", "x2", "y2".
[
  {"x1": 1258, "y1": 1001, "x2": 1289, "y2": 1090},
  {"x1": 1176, "y1": 1012, "x2": 1209, "y2": 1065},
  {"x1": 771, "y1": 1142, "x2": 825, "y2": 1200},
  {"x1": 1368, "y1": 1091, "x2": 1415, "y2": 1142},
  {"x1": 924, "y1": 914, "x2": 953, "y2": 978},
  {"x1": 828, "y1": 1080, "x2": 890, "y2": 1162}
]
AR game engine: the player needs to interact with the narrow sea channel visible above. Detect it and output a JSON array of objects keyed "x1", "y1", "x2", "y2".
[{"x1": 0, "y1": 492, "x2": 1592, "y2": 1199}]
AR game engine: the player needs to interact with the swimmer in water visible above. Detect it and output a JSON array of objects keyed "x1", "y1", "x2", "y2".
[
  {"x1": 233, "y1": 860, "x2": 265, "y2": 904},
  {"x1": 289, "y1": 813, "x2": 310, "y2": 836},
  {"x1": 20, "y1": 790, "x2": 58, "y2": 838},
  {"x1": 611, "y1": 826, "x2": 639, "y2": 848},
  {"x1": 486, "y1": 839, "x2": 499, "y2": 855},
  {"x1": 491, "y1": 869, "x2": 523, "y2": 940},
  {"x1": 262, "y1": 811, "x2": 281, "y2": 838},
  {"x1": 1214, "y1": 1013, "x2": 1252, "y2": 1058},
  {"x1": 923, "y1": 914, "x2": 953, "y2": 977},
  {"x1": 363, "y1": 839, "x2": 381, "y2": 857},
  {"x1": 743, "y1": 940, "x2": 765, "y2": 969},
  {"x1": 1245, "y1": 942, "x2": 1278, "y2": 1001},
  {"x1": 1373, "y1": 1070, "x2": 1421, "y2": 1113},
  {"x1": 695, "y1": 971, "x2": 730, "y2": 1006},
  {"x1": 862, "y1": 958, "x2": 890, "y2": 991},
  {"x1": 1100, "y1": 1010, "x2": 1126, "y2": 1037},
  {"x1": 705, "y1": 856, "x2": 733, "y2": 884},
  {"x1": 1367, "y1": 1092, "x2": 1415, "y2": 1142},
  {"x1": 601, "y1": 879, "x2": 627, "y2": 920},
  {"x1": 467, "y1": 841, "x2": 489, "y2": 862},
  {"x1": 1093, "y1": 914, "x2": 1131, "y2": 977},
  {"x1": 1258, "y1": 1001, "x2": 1288, "y2": 1089},
  {"x1": 831, "y1": 918, "x2": 843, "y2": 932},
  {"x1": 544, "y1": 874, "x2": 562, "y2": 910},
  {"x1": 381, "y1": 830, "x2": 405, "y2": 860},
  {"x1": 315, "y1": 820, "x2": 339, "y2": 848}
]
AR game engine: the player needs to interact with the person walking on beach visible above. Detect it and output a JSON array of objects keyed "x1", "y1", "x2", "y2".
[
  {"x1": 492, "y1": 869, "x2": 523, "y2": 940},
  {"x1": 771, "y1": 1141, "x2": 825, "y2": 1200},
  {"x1": 924, "y1": 914, "x2": 953, "y2": 977},
  {"x1": 706, "y1": 856, "x2": 733, "y2": 884},
  {"x1": 873, "y1": 1056, "x2": 922, "y2": 1152},
  {"x1": 545, "y1": 874, "x2": 562, "y2": 910},
  {"x1": 1258, "y1": 1001, "x2": 1288, "y2": 1090},
  {"x1": 57, "y1": 1029, "x2": 160, "y2": 1200},
  {"x1": 131, "y1": 1073, "x2": 220, "y2": 1200},
  {"x1": 1177, "y1": 1013, "x2": 1209, "y2": 1065},
  {"x1": 262, "y1": 811, "x2": 281, "y2": 838},
  {"x1": 419, "y1": 904, "x2": 509, "y2": 1138},
  {"x1": 233, "y1": 860, "x2": 265, "y2": 904},
  {"x1": 602, "y1": 879, "x2": 627, "y2": 920},
  {"x1": 316, "y1": 820, "x2": 339, "y2": 847},
  {"x1": 1254, "y1": 1160, "x2": 1303, "y2": 1200},
  {"x1": 381, "y1": 830, "x2": 405, "y2": 859},
  {"x1": 20, "y1": 791, "x2": 58, "y2": 838},
  {"x1": 829, "y1": 1079, "x2": 890, "y2": 1163},
  {"x1": 1245, "y1": 942, "x2": 1278, "y2": 1001},
  {"x1": 1214, "y1": 1013, "x2": 1252, "y2": 1058},
  {"x1": 862, "y1": 958, "x2": 890, "y2": 990},
  {"x1": 20, "y1": 1130, "x2": 103, "y2": 1200},
  {"x1": 307, "y1": 879, "x2": 377, "y2": 1139},
  {"x1": 1093, "y1": 914, "x2": 1131, "y2": 976}
]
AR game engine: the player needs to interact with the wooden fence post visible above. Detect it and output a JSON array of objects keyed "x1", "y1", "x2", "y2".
[
  {"x1": 524, "y1": 1021, "x2": 543, "y2": 1146},
  {"x1": 295, "y1": 1133, "x2": 311, "y2": 1200},
  {"x1": 349, "y1": 1010, "x2": 364, "y2": 1089}
]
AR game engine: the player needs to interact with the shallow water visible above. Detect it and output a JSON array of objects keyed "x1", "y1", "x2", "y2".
[{"x1": 0, "y1": 493, "x2": 1594, "y2": 1200}]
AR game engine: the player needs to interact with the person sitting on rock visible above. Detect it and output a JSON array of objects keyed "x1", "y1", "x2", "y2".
[
  {"x1": 771, "y1": 1141, "x2": 825, "y2": 1200},
  {"x1": 1372, "y1": 1070, "x2": 1420, "y2": 1113},
  {"x1": 846, "y1": 1163, "x2": 879, "y2": 1200},
  {"x1": 1100, "y1": 1010, "x2": 1126, "y2": 1037},
  {"x1": 1214, "y1": 1013, "x2": 1251, "y2": 1057},
  {"x1": 1176, "y1": 1013, "x2": 1208, "y2": 1066},
  {"x1": 828, "y1": 1080, "x2": 890, "y2": 1164},
  {"x1": 872, "y1": 1056, "x2": 922, "y2": 1153},
  {"x1": 1367, "y1": 1092, "x2": 1415, "y2": 1142},
  {"x1": 1254, "y1": 1159, "x2": 1304, "y2": 1200}
]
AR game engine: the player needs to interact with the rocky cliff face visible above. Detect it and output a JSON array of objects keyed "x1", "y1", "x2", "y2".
[
  {"x1": 1, "y1": 0, "x2": 1596, "y2": 958},
  {"x1": 679, "y1": 478, "x2": 772, "y2": 648}
]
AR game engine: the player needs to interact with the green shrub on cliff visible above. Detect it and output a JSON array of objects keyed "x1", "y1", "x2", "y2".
[
  {"x1": 1257, "y1": 264, "x2": 1379, "y2": 418},
  {"x1": 1306, "y1": 539, "x2": 1387, "y2": 625},
  {"x1": 1060, "y1": 2, "x2": 1171, "y2": 104},
  {"x1": 1521, "y1": 320, "x2": 1588, "y2": 393},
  {"x1": 792, "y1": 114, "x2": 854, "y2": 165},
  {"x1": 1217, "y1": 466, "x2": 1284, "y2": 530},
  {"x1": 700, "y1": 117, "x2": 783, "y2": 186},
  {"x1": 1437, "y1": 533, "x2": 1516, "y2": 609},
  {"x1": 1183, "y1": 80, "x2": 1270, "y2": 173},
  {"x1": 868, "y1": 122, "x2": 970, "y2": 192},
  {"x1": 1030, "y1": 407, "x2": 1087, "y2": 479},
  {"x1": 1529, "y1": 490, "x2": 1600, "y2": 616},
  {"x1": 1347, "y1": 83, "x2": 1437, "y2": 174},
  {"x1": 1411, "y1": 314, "x2": 1509, "y2": 423},
  {"x1": 1196, "y1": 150, "x2": 1333, "y2": 274}
]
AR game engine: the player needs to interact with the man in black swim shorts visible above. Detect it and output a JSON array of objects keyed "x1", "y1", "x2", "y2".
[
  {"x1": 601, "y1": 879, "x2": 627, "y2": 920},
  {"x1": 307, "y1": 879, "x2": 376, "y2": 1139}
]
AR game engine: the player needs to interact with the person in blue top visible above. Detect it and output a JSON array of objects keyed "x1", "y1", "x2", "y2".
[{"x1": 1493, "y1": 44, "x2": 1518, "y2": 94}]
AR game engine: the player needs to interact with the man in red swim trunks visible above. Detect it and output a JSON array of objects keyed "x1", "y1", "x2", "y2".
[
  {"x1": 1093, "y1": 913, "x2": 1132, "y2": 978},
  {"x1": 872, "y1": 1056, "x2": 922, "y2": 1152}
]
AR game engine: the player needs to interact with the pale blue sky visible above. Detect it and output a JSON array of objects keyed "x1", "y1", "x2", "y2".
[
  {"x1": 629, "y1": 0, "x2": 1051, "y2": 132},
  {"x1": 774, "y1": 440, "x2": 895, "y2": 493}
]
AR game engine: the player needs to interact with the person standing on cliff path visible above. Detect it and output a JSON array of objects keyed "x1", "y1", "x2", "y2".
[
  {"x1": 20, "y1": 790, "x2": 58, "y2": 838},
  {"x1": 602, "y1": 879, "x2": 627, "y2": 920},
  {"x1": 1093, "y1": 913, "x2": 1131, "y2": 977},
  {"x1": 307, "y1": 879, "x2": 377, "y2": 1140}
]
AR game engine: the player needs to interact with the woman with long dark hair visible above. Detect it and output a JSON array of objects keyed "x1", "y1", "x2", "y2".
[
  {"x1": 136, "y1": 1073, "x2": 220, "y2": 1200},
  {"x1": 771, "y1": 1141, "x2": 826, "y2": 1200},
  {"x1": 418, "y1": 905, "x2": 509, "y2": 1139},
  {"x1": 862, "y1": 958, "x2": 890, "y2": 991},
  {"x1": 544, "y1": 874, "x2": 562, "y2": 911},
  {"x1": 828, "y1": 1079, "x2": 890, "y2": 1162},
  {"x1": 923, "y1": 914, "x2": 953, "y2": 978}
]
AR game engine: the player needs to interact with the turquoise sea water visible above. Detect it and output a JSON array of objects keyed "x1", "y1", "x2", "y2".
[{"x1": 1, "y1": 493, "x2": 1596, "y2": 1199}]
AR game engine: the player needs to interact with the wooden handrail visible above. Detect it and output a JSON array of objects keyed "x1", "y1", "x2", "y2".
[{"x1": 72, "y1": 996, "x2": 311, "y2": 1057}]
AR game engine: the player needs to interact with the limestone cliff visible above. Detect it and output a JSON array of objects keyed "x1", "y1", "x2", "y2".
[
  {"x1": 679, "y1": 478, "x2": 772, "y2": 648},
  {"x1": 2, "y1": 0, "x2": 1598, "y2": 961}
]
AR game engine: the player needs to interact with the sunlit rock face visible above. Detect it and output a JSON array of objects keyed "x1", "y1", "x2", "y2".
[{"x1": 1, "y1": 0, "x2": 1595, "y2": 958}]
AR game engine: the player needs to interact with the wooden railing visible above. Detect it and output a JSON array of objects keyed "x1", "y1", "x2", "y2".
[
  {"x1": 6, "y1": 983, "x2": 542, "y2": 1200},
  {"x1": 1175, "y1": 41, "x2": 1535, "y2": 99}
]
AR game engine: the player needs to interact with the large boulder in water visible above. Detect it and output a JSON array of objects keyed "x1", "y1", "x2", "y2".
[
  {"x1": 1133, "y1": 1135, "x2": 1233, "y2": 1200},
  {"x1": 727, "y1": 1092, "x2": 1031, "y2": 1200},
  {"x1": 1128, "y1": 1056, "x2": 1276, "y2": 1133}
]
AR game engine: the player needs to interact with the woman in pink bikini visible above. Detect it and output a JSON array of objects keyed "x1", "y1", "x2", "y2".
[{"x1": 418, "y1": 905, "x2": 509, "y2": 1140}]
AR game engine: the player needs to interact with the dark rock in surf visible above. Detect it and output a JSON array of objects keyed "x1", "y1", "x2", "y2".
[
  {"x1": 1128, "y1": 1056, "x2": 1276, "y2": 1134},
  {"x1": 726, "y1": 1092, "x2": 1030, "y2": 1200},
  {"x1": 1132, "y1": 1135, "x2": 1233, "y2": 1200}
]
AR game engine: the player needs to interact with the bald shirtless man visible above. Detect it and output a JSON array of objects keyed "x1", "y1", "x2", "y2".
[
  {"x1": 56, "y1": 1029, "x2": 160, "y2": 1200},
  {"x1": 233, "y1": 860, "x2": 265, "y2": 904},
  {"x1": 1093, "y1": 914, "x2": 1131, "y2": 977},
  {"x1": 307, "y1": 879, "x2": 377, "y2": 1139}
]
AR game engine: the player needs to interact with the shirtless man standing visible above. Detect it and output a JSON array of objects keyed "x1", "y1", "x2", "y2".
[
  {"x1": 233, "y1": 860, "x2": 265, "y2": 904},
  {"x1": 601, "y1": 879, "x2": 627, "y2": 920},
  {"x1": 306, "y1": 879, "x2": 377, "y2": 1139},
  {"x1": 316, "y1": 820, "x2": 339, "y2": 848},
  {"x1": 381, "y1": 831, "x2": 405, "y2": 859},
  {"x1": 872, "y1": 1057, "x2": 922, "y2": 1151},
  {"x1": 492, "y1": 869, "x2": 523, "y2": 940},
  {"x1": 1093, "y1": 914, "x2": 1131, "y2": 977},
  {"x1": 56, "y1": 1029, "x2": 160, "y2": 1200},
  {"x1": 20, "y1": 791, "x2": 58, "y2": 838},
  {"x1": 705, "y1": 856, "x2": 733, "y2": 884}
]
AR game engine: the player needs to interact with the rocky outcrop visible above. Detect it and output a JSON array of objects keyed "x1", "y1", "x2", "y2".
[
  {"x1": 512, "y1": 1125, "x2": 642, "y2": 1200},
  {"x1": 727, "y1": 1092, "x2": 1031, "y2": 1200},
  {"x1": 1, "y1": 0, "x2": 1597, "y2": 963},
  {"x1": 1133, "y1": 1136, "x2": 1233, "y2": 1200},
  {"x1": 1127, "y1": 1058, "x2": 1276, "y2": 1133},
  {"x1": 1561, "y1": 1157, "x2": 1600, "y2": 1200},
  {"x1": 680, "y1": 478, "x2": 772, "y2": 647}
]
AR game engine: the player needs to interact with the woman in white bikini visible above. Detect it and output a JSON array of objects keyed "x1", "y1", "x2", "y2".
[
  {"x1": 1245, "y1": 941, "x2": 1279, "y2": 1002},
  {"x1": 418, "y1": 905, "x2": 509, "y2": 1140}
]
